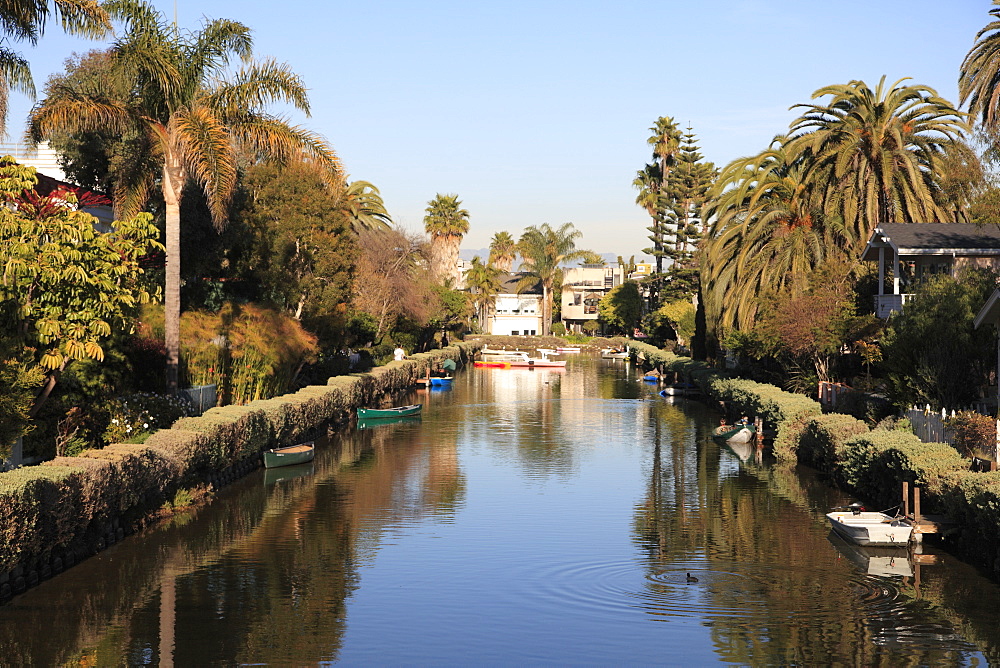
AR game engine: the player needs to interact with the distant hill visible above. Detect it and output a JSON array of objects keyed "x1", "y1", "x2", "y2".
[{"x1": 459, "y1": 248, "x2": 645, "y2": 267}]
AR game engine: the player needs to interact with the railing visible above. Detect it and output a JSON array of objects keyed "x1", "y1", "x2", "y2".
[{"x1": 873, "y1": 293, "x2": 914, "y2": 319}]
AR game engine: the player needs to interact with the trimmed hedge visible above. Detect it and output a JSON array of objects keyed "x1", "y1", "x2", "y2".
[
  {"x1": 937, "y1": 470, "x2": 1000, "y2": 573},
  {"x1": 796, "y1": 414, "x2": 870, "y2": 472},
  {"x1": 0, "y1": 341, "x2": 482, "y2": 582},
  {"x1": 836, "y1": 430, "x2": 967, "y2": 510}
]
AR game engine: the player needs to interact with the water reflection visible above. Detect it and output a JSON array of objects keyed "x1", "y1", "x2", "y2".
[{"x1": 1, "y1": 359, "x2": 999, "y2": 665}]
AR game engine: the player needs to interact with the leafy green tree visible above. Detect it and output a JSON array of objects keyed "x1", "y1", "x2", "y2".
[
  {"x1": 880, "y1": 271, "x2": 996, "y2": 410},
  {"x1": 232, "y1": 161, "x2": 356, "y2": 334},
  {"x1": 29, "y1": 0, "x2": 341, "y2": 390},
  {"x1": 598, "y1": 281, "x2": 642, "y2": 336},
  {"x1": 517, "y1": 222, "x2": 591, "y2": 335},
  {"x1": 423, "y1": 193, "x2": 470, "y2": 285},
  {"x1": 488, "y1": 230, "x2": 517, "y2": 272},
  {"x1": 0, "y1": 161, "x2": 161, "y2": 451},
  {"x1": 786, "y1": 76, "x2": 973, "y2": 242},
  {"x1": 649, "y1": 300, "x2": 696, "y2": 346}
]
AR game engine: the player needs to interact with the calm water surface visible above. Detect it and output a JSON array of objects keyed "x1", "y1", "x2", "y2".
[{"x1": 3, "y1": 357, "x2": 1000, "y2": 665}]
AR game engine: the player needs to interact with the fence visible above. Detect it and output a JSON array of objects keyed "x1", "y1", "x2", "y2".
[{"x1": 177, "y1": 384, "x2": 217, "y2": 416}]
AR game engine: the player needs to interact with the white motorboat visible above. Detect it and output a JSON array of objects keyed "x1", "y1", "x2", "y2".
[
  {"x1": 555, "y1": 346, "x2": 581, "y2": 354},
  {"x1": 826, "y1": 503, "x2": 914, "y2": 546},
  {"x1": 601, "y1": 347, "x2": 629, "y2": 360}
]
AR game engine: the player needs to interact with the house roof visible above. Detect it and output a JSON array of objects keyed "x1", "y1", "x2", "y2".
[
  {"x1": 862, "y1": 223, "x2": 1000, "y2": 261},
  {"x1": 499, "y1": 272, "x2": 542, "y2": 295},
  {"x1": 976, "y1": 288, "x2": 1000, "y2": 329}
]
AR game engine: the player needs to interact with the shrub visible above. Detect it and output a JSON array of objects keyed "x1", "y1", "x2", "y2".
[
  {"x1": 943, "y1": 410, "x2": 996, "y2": 460},
  {"x1": 796, "y1": 414, "x2": 870, "y2": 470},
  {"x1": 837, "y1": 429, "x2": 967, "y2": 510},
  {"x1": 550, "y1": 322, "x2": 566, "y2": 336}
]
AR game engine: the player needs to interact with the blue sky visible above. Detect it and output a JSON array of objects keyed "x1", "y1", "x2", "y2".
[{"x1": 4, "y1": 1, "x2": 991, "y2": 259}]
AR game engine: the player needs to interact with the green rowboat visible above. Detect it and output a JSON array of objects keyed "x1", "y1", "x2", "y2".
[
  {"x1": 357, "y1": 404, "x2": 423, "y2": 419},
  {"x1": 263, "y1": 442, "x2": 315, "y2": 468}
]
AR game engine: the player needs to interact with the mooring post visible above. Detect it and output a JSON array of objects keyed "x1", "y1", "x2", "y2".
[
  {"x1": 903, "y1": 481, "x2": 909, "y2": 518},
  {"x1": 755, "y1": 417, "x2": 764, "y2": 449},
  {"x1": 914, "y1": 486, "x2": 922, "y2": 523}
]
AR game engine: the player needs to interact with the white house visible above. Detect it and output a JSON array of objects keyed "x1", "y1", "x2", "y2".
[{"x1": 487, "y1": 274, "x2": 543, "y2": 336}]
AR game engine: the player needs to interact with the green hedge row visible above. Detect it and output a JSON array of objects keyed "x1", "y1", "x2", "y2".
[
  {"x1": 0, "y1": 342, "x2": 480, "y2": 576},
  {"x1": 635, "y1": 343, "x2": 1000, "y2": 574}
]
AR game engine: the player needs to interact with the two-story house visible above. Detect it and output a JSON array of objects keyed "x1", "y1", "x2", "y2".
[
  {"x1": 486, "y1": 274, "x2": 544, "y2": 336},
  {"x1": 560, "y1": 264, "x2": 625, "y2": 333}
]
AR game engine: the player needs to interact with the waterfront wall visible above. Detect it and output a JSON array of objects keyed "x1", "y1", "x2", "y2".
[
  {"x1": 629, "y1": 340, "x2": 1000, "y2": 575},
  {"x1": 0, "y1": 342, "x2": 479, "y2": 601}
]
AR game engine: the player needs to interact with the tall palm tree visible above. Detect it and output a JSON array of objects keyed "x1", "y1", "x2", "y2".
[
  {"x1": 340, "y1": 180, "x2": 391, "y2": 233},
  {"x1": 488, "y1": 230, "x2": 517, "y2": 272},
  {"x1": 635, "y1": 117, "x2": 682, "y2": 274},
  {"x1": 0, "y1": 0, "x2": 110, "y2": 133},
  {"x1": 463, "y1": 255, "x2": 501, "y2": 332},
  {"x1": 702, "y1": 140, "x2": 852, "y2": 332},
  {"x1": 29, "y1": 0, "x2": 342, "y2": 390},
  {"x1": 517, "y1": 222, "x2": 591, "y2": 335},
  {"x1": 423, "y1": 193, "x2": 470, "y2": 285},
  {"x1": 960, "y1": 1, "x2": 1000, "y2": 131},
  {"x1": 785, "y1": 76, "x2": 971, "y2": 243}
]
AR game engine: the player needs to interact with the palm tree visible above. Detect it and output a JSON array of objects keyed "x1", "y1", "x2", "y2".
[
  {"x1": 463, "y1": 256, "x2": 501, "y2": 332},
  {"x1": 28, "y1": 0, "x2": 342, "y2": 390},
  {"x1": 0, "y1": 0, "x2": 110, "y2": 133},
  {"x1": 488, "y1": 230, "x2": 517, "y2": 272},
  {"x1": 340, "y1": 180, "x2": 391, "y2": 233},
  {"x1": 635, "y1": 117, "x2": 682, "y2": 274},
  {"x1": 785, "y1": 76, "x2": 971, "y2": 243},
  {"x1": 517, "y1": 222, "x2": 591, "y2": 335},
  {"x1": 961, "y1": 1, "x2": 1000, "y2": 131},
  {"x1": 423, "y1": 193, "x2": 470, "y2": 285},
  {"x1": 701, "y1": 140, "x2": 852, "y2": 332}
]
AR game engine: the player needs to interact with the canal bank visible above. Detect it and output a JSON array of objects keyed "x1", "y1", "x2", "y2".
[
  {"x1": 629, "y1": 340, "x2": 1000, "y2": 578},
  {"x1": 0, "y1": 342, "x2": 480, "y2": 602}
]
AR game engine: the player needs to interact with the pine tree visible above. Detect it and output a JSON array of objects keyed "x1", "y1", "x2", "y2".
[{"x1": 664, "y1": 128, "x2": 716, "y2": 270}]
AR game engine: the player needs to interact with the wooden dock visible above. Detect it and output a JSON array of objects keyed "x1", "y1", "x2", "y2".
[{"x1": 901, "y1": 481, "x2": 956, "y2": 540}]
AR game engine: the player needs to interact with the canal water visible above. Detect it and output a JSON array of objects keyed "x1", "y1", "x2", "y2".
[{"x1": 2, "y1": 357, "x2": 1000, "y2": 665}]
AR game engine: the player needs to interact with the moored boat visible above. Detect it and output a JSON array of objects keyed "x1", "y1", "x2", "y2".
[
  {"x1": 473, "y1": 360, "x2": 511, "y2": 368},
  {"x1": 659, "y1": 383, "x2": 699, "y2": 396},
  {"x1": 507, "y1": 354, "x2": 567, "y2": 368},
  {"x1": 429, "y1": 376, "x2": 453, "y2": 385},
  {"x1": 826, "y1": 503, "x2": 914, "y2": 546},
  {"x1": 601, "y1": 347, "x2": 629, "y2": 360},
  {"x1": 357, "y1": 404, "x2": 423, "y2": 419},
  {"x1": 263, "y1": 442, "x2": 315, "y2": 469},
  {"x1": 555, "y1": 346, "x2": 581, "y2": 354},
  {"x1": 713, "y1": 423, "x2": 756, "y2": 443}
]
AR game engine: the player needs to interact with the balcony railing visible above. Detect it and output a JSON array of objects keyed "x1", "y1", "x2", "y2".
[{"x1": 874, "y1": 293, "x2": 914, "y2": 319}]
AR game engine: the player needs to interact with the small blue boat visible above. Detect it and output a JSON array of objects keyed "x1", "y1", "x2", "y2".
[{"x1": 430, "y1": 376, "x2": 453, "y2": 386}]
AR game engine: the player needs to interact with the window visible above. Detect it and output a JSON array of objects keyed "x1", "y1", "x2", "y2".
[
  {"x1": 529, "y1": 329, "x2": 536, "y2": 335},
  {"x1": 511, "y1": 330, "x2": 519, "y2": 335}
]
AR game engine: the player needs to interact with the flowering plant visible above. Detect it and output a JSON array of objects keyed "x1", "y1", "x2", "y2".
[{"x1": 100, "y1": 392, "x2": 194, "y2": 445}]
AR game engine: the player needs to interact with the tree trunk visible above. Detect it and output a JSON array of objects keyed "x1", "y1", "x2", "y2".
[{"x1": 163, "y1": 155, "x2": 186, "y2": 392}]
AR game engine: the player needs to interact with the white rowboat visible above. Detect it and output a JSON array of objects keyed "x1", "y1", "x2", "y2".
[{"x1": 826, "y1": 504, "x2": 914, "y2": 546}]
